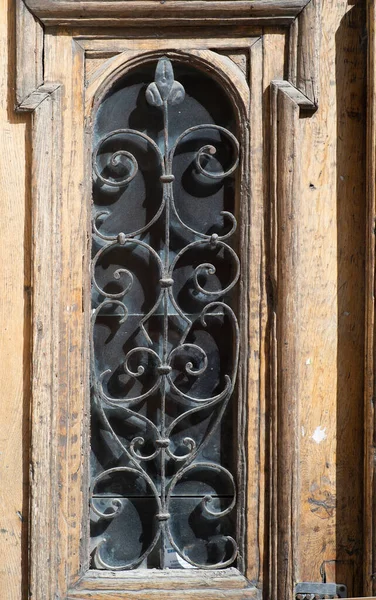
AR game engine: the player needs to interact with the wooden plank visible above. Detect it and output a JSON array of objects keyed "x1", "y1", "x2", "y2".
[
  {"x1": 18, "y1": 82, "x2": 61, "y2": 112},
  {"x1": 272, "y1": 81, "x2": 303, "y2": 600},
  {"x1": 67, "y1": 588, "x2": 261, "y2": 600},
  {"x1": 24, "y1": 0, "x2": 309, "y2": 25},
  {"x1": 0, "y1": 1, "x2": 31, "y2": 599},
  {"x1": 294, "y1": 0, "x2": 320, "y2": 106},
  {"x1": 244, "y1": 35, "x2": 264, "y2": 587},
  {"x1": 29, "y1": 84, "x2": 61, "y2": 600},
  {"x1": 262, "y1": 30, "x2": 287, "y2": 600},
  {"x1": 365, "y1": 0, "x2": 376, "y2": 596},
  {"x1": 296, "y1": 2, "x2": 367, "y2": 597},
  {"x1": 79, "y1": 36, "x2": 258, "y2": 53},
  {"x1": 82, "y1": 36, "x2": 259, "y2": 95},
  {"x1": 75, "y1": 569, "x2": 250, "y2": 590},
  {"x1": 23, "y1": 17, "x2": 299, "y2": 28},
  {"x1": 42, "y1": 32, "x2": 88, "y2": 595},
  {"x1": 15, "y1": 0, "x2": 44, "y2": 107}
]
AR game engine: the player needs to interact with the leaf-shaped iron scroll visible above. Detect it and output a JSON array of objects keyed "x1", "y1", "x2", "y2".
[
  {"x1": 145, "y1": 58, "x2": 185, "y2": 107},
  {"x1": 91, "y1": 58, "x2": 241, "y2": 570}
]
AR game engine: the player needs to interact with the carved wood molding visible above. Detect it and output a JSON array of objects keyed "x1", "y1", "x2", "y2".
[
  {"x1": 24, "y1": 0, "x2": 311, "y2": 25},
  {"x1": 270, "y1": 79, "x2": 307, "y2": 599},
  {"x1": 16, "y1": 0, "x2": 319, "y2": 109},
  {"x1": 15, "y1": 2, "x2": 321, "y2": 599}
]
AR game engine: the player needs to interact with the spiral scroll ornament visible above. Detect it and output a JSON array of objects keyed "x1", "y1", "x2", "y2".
[{"x1": 90, "y1": 57, "x2": 241, "y2": 570}]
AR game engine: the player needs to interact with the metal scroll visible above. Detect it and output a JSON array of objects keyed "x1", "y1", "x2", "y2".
[{"x1": 90, "y1": 57, "x2": 241, "y2": 570}]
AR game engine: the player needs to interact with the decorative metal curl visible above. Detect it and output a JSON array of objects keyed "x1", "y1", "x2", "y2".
[
  {"x1": 168, "y1": 124, "x2": 239, "y2": 178},
  {"x1": 92, "y1": 238, "x2": 163, "y2": 300},
  {"x1": 165, "y1": 462, "x2": 238, "y2": 569},
  {"x1": 90, "y1": 467, "x2": 162, "y2": 570},
  {"x1": 91, "y1": 299, "x2": 128, "y2": 326},
  {"x1": 169, "y1": 238, "x2": 240, "y2": 299},
  {"x1": 91, "y1": 393, "x2": 162, "y2": 467},
  {"x1": 93, "y1": 128, "x2": 163, "y2": 188},
  {"x1": 97, "y1": 346, "x2": 163, "y2": 406},
  {"x1": 91, "y1": 497, "x2": 124, "y2": 521},
  {"x1": 168, "y1": 343, "x2": 208, "y2": 377}
]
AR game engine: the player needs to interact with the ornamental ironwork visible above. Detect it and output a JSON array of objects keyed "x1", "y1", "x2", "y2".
[{"x1": 90, "y1": 57, "x2": 241, "y2": 570}]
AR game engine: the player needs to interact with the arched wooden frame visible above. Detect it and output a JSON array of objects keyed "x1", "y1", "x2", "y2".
[{"x1": 16, "y1": 1, "x2": 322, "y2": 599}]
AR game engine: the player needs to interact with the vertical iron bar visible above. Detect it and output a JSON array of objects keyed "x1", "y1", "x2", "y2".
[{"x1": 160, "y1": 97, "x2": 170, "y2": 567}]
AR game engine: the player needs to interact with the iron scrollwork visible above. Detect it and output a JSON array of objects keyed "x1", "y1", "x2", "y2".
[{"x1": 90, "y1": 57, "x2": 241, "y2": 570}]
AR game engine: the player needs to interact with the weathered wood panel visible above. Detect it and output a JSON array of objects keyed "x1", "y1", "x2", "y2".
[
  {"x1": 0, "y1": 1, "x2": 370, "y2": 599},
  {"x1": 297, "y1": 3, "x2": 366, "y2": 597},
  {"x1": 22, "y1": 0, "x2": 310, "y2": 26},
  {"x1": 366, "y1": 0, "x2": 376, "y2": 596},
  {"x1": 0, "y1": 0, "x2": 30, "y2": 599}
]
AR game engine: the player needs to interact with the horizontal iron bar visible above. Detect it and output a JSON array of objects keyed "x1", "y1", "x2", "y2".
[
  {"x1": 92, "y1": 494, "x2": 234, "y2": 499},
  {"x1": 94, "y1": 312, "x2": 226, "y2": 317}
]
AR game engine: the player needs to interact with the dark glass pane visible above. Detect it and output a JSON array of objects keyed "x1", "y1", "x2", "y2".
[{"x1": 90, "y1": 57, "x2": 240, "y2": 571}]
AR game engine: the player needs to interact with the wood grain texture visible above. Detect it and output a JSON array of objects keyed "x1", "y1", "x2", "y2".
[
  {"x1": 10, "y1": 23, "x2": 264, "y2": 598},
  {"x1": 296, "y1": 3, "x2": 366, "y2": 597},
  {"x1": 4, "y1": 1, "x2": 372, "y2": 599},
  {"x1": 270, "y1": 79, "x2": 306, "y2": 600},
  {"x1": 74, "y1": 569, "x2": 253, "y2": 590},
  {"x1": 21, "y1": 33, "x2": 88, "y2": 600},
  {"x1": 0, "y1": 0, "x2": 31, "y2": 599},
  {"x1": 69, "y1": 569, "x2": 260, "y2": 599},
  {"x1": 66, "y1": 590, "x2": 260, "y2": 599},
  {"x1": 292, "y1": 0, "x2": 320, "y2": 106},
  {"x1": 29, "y1": 84, "x2": 61, "y2": 600},
  {"x1": 42, "y1": 33, "x2": 88, "y2": 597},
  {"x1": 15, "y1": 0, "x2": 44, "y2": 107},
  {"x1": 26, "y1": 21, "x2": 317, "y2": 600},
  {"x1": 15, "y1": 0, "x2": 320, "y2": 115},
  {"x1": 24, "y1": 0, "x2": 310, "y2": 26},
  {"x1": 366, "y1": 0, "x2": 376, "y2": 596},
  {"x1": 245, "y1": 34, "x2": 265, "y2": 589},
  {"x1": 258, "y1": 30, "x2": 288, "y2": 600}
]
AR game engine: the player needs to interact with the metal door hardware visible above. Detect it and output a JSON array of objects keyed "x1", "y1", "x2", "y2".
[{"x1": 295, "y1": 582, "x2": 347, "y2": 599}]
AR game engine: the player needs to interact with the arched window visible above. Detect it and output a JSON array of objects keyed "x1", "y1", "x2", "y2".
[{"x1": 90, "y1": 57, "x2": 244, "y2": 571}]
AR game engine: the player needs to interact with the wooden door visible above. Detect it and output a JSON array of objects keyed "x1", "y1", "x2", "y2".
[{"x1": 0, "y1": 1, "x2": 375, "y2": 599}]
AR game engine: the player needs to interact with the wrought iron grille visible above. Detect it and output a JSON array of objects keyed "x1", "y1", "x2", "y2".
[{"x1": 90, "y1": 57, "x2": 241, "y2": 570}]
